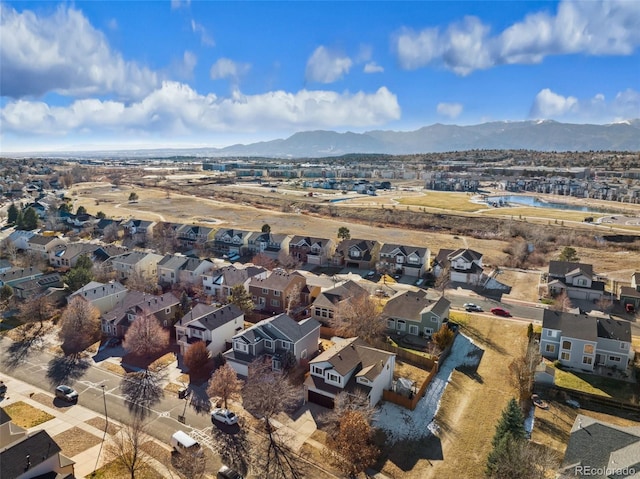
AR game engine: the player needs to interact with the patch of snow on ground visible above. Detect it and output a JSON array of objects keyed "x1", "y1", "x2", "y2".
[
  {"x1": 374, "y1": 333, "x2": 482, "y2": 443},
  {"x1": 524, "y1": 407, "x2": 535, "y2": 439}
]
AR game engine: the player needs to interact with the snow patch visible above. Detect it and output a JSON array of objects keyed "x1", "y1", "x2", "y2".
[{"x1": 374, "y1": 333, "x2": 483, "y2": 443}]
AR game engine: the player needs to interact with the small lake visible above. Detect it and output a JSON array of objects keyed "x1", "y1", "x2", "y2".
[{"x1": 486, "y1": 195, "x2": 617, "y2": 214}]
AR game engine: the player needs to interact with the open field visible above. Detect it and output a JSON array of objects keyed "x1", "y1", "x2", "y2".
[{"x1": 396, "y1": 191, "x2": 484, "y2": 212}]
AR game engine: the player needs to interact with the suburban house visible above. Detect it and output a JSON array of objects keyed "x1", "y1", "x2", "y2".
[
  {"x1": 539, "y1": 310, "x2": 634, "y2": 372},
  {"x1": 175, "y1": 224, "x2": 215, "y2": 250},
  {"x1": 157, "y1": 254, "x2": 190, "y2": 285},
  {"x1": 108, "y1": 251, "x2": 163, "y2": 282},
  {"x1": 332, "y1": 239, "x2": 381, "y2": 270},
  {"x1": 288, "y1": 236, "x2": 335, "y2": 266},
  {"x1": 620, "y1": 272, "x2": 640, "y2": 311},
  {"x1": 175, "y1": 303, "x2": 244, "y2": 356},
  {"x1": 68, "y1": 281, "x2": 128, "y2": 314},
  {"x1": 546, "y1": 260, "x2": 606, "y2": 302},
  {"x1": 310, "y1": 280, "x2": 369, "y2": 327},
  {"x1": 178, "y1": 258, "x2": 214, "y2": 285},
  {"x1": 0, "y1": 420, "x2": 75, "y2": 479},
  {"x1": 26, "y1": 234, "x2": 66, "y2": 260},
  {"x1": 0, "y1": 267, "x2": 43, "y2": 288},
  {"x1": 433, "y1": 248, "x2": 484, "y2": 285},
  {"x1": 382, "y1": 290, "x2": 451, "y2": 338},
  {"x1": 378, "y1": 243, "x2": 430, "y2": 278},
  {"x1": 246, "y1": 232, "x2": 292, "y2": 260},
  {"x1": 100, "y1": 291, "x2": 180, "y2": 337},
  {"x1": 559, "y1": 415, "x2": 640, "y2": 479},
  {"x1": 304, "y1": 337, "x2": 396, "y2": 408},
  {"x1": 48, "y1": 242, "x2": 97, "y2": 270},
  {"x1": 224, "y1": 313, "x2": 321, "y2": 377},
  {"x1": 121, "y1": 219, "x2": 155, "y2": 245},
  {"x1": 11, "y1": 273, "x2": 64, "y2": 300},
  {"x1": 6, "y1": 229, "x2": 36, "y2": 250},
  {"x1": 202, "y1": 265, "x2": 268, "y2": 300},
  {"x1": 211, "y1": 229, "x2": 251, "y2": 257},
  {"x1": 248, "y1": 270, "x2": 307, "y2": 315}
]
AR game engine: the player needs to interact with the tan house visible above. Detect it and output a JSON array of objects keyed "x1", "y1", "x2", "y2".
[
  {"x1": 248, "y1": 270, "x2": 307, "y2": 315},
  {"x1": 101, "y1": 291, "x2": 180, "y2": 337},
  {"x1": 310, "y1": 280, "x2": 369, "y2": 327},
  {"x1": 26, "y1": 234, "x2": 66, "y2": 260},
  {"x1": 332, "y1": 239, "x2": 381, "y2": 270},
  {"x1": 288, "y1": 236, "x2": 335, "y2": 266}
]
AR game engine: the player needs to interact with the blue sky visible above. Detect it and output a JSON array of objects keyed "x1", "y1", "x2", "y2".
[{"x1": 1, "y1": 0, "x2": 639, "y2": 152}]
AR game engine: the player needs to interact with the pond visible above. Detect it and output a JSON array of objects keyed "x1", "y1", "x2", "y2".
[{"x1": 486, "y1": 195, "x2": 618, "y2": 214}]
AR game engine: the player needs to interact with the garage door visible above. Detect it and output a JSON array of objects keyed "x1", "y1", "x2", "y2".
[{"x1": 308, "y1": 390, "x2": 335, "y2": 409}]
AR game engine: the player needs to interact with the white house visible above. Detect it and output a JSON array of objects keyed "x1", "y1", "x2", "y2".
[
  {"x1": 305, "y1": 337, "x2": 396, "y2": 408},
  {"x1": 175, "y1": 303, "x2": 244, "y2": 357}
]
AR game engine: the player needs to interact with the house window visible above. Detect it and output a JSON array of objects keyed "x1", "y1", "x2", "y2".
[
  {"x1": 274, "y1": 290, "x2": 281, "y2": 297},
  {"x1": 350, "y1": 250, "x2": 361, "y2": 258},
  {"x1": 545, "y1": 344, "x2": 555, "y2": 353},
  {"x1": 584, "y1": 344, "x2": 594, "y2": 354},
  {"x1": 396, "y1": 256, "x2": 405, "y2": 264},
  {"x1": 272, "y1": 358, "x2": 282, "y2": 370},
  {"x1": 397, "y1": 320, "x2": 406, "y2": 332},
  {"x1": 262, "y1": 288, "x2": 269, "y2": 294},
  {"x1": 621, "y1": 343, "x2": 627, "y2": 350},
  {"x1": 264, "y1": 339, "x2": 273, "y2": 350},
  {"x1": 546, "y1": 330, "x2": 553, "y2": 337},
  {"x1": 327, "y1": 373, "x2": 341, "y2": 384},
  {"x1": 312, "y1": 366, "x2": 323, "y2": 375},
  {"x1": 281, "y1": 341, "x2": 291, "y2": 350},
  {"x1": 165, "y1": 308, "x2": 171, "y2": 314},
  {"x1": 562, "y1": 340, "x2": 571, "y2": 350},
  {"x1": 609, "y1": 355, "x2": 621, "y2": 362},
  {"x1": 409, "y1": 325, "x2": 419, "y2": 335},
  {"x1": 431, "y1": 316, "x2": 438, "y2": 322},
  {"x1": 424, "y1": 327, "x2": 433, "y2": 337},
  {"x1": 561, "y1": 352, "x2": 570, "y2": 361},
  {"x1": 386, "y1": 319, "x2": 395, "y2": 329},
  {"x1": 582, "y1": 356, "x2": 593, "y2": 365},
  {"x1": 235, "y1": 341, "x2": 248, "y2": 353},
  {"x1": 271, "y1": 299, "x2": 280, "y2": 307}
]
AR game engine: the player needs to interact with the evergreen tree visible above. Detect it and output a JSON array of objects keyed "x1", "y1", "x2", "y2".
[
  {"x1": 7, "y1": 203, "x2": 18, "y2": 224},
  {"x1": 491, "y1": 398, "x2": 526, "y2": 447},
  {"x1": 58, "y1": 203, "x2": 71, "y2": 214},
  {"x1": 76, "y1": 205, "x2": 87, "y2": 216},
  {"x1": 228, "y1": 284, "x2": 254, "y2": 316},
  {"x1": 64, "y1": 255, "x2": 95, "y2": 291},
  {"x1": 22, "y1": 207, "x2": 39, "y2": 230},
  {"x1": 14, "y1": 211, "x2": 24, "y2": 230}
]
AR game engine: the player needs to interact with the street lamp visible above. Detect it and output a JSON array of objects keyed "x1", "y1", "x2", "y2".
[{"x1": 92, "y1": 385, "x2": 108, "y2": 477}]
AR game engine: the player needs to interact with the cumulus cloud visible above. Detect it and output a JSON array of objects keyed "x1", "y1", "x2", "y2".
[
  {"x1": 436, "y1": 102, "x2": 463, "y2": 119},
  {"x1": 529, "y1": 87, "x2": 639, "y2": 121},
  {"x1": 393, "y1": 0, "x2": 640, "y2": 74},
  {"x1": 1, "y1": 83, "x2": 401, "y2": 138},
  {"x1": 0, "y1": 4, "x2": 158, "y2": 99},
  {"x1": 305, "y1": 46, "x2": 353, "y2": 83},
  {"x1": 191, "y1": 19, "x2": 215, "y2": 47},
  {"x1": 364, "y1": 62, "x2": 384, "y2": 73},
  {"x1": 210, "y1": 58, "x2": 251, "y2": 83}
]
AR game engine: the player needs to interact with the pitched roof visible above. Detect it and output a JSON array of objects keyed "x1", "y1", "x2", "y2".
[
  {"x1": 290, "y1": 236, "x2": 331, "y2": 248},
  {"x1": 28, "y1": 234, "x2": 62, "y2": 246},
  {"x1": 158, "y1": 254, "x2": 189, "y2": 270},
  {"x1": 101, "y1": 291, "x2": 179, "y2": 324},
  {"x1": 207, "y1": 265, "x2": 266, "y2": 286},
  {"x1": 180, "y1": 303, "x2": 243, "y2": 330},
  {"x1": 236, "y1": 314, "x2": 320, "y2": 345},
  {"x1": 249, "y1": 270, "x2": 304, "y2": 291},
  {"x1": 70, "y1": 281, "x2": 127, "y2": 302},
  {"x1": 542, "y1": 310, "x2": 598, "y2": 342},
  {"x1": 313, "y1": 280, "x2": 368, "y2": 309},
  {"x1": 434, "y1": 248, "x2": 454, "y2": 266},
  {"x1": 382, "y1": 290, "x2": 450, "y2": 320},
  {"x1": 379, "y1": 243, "x2": 428, "y2": 257},
  {"x1": 596, "y1": 317, "x2": 632, "y2": 343},
  {"x1": 310, "y1": 337, "x2": 394, "y2": 377},
  {"x1": 549, "y1": 260, "x2": 593, "y2": 278},
  {"x1": 0, "y1": 430, "x2": 66, "y2": 479},
  {"x1": 448, "y1": 248, "x2": 483, "y2": 263},
  {"x1": 0, "y1": 267, "x2": 43, "y2": 283}
]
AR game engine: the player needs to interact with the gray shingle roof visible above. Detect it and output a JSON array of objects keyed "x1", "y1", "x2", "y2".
[
  {"x1": 310, "y1": 337, "x2": 394, "y2": 377},
  {"x1": 180, "y1": 303, "x2": 243, "y2": 330},
  {"x1": 542, "y1": 310, "x2": 598, "y2": 342},
  {"x1": 0, "y1": 429, "x2": 65, "y2": 479},
  {"x1": 549, "y1": 260, "x2": 593, "y2": 278},
  {"x1": 596, "y1": 317, "x2": 632, "y2": 343},
  {"x1": 380, "y1": 243, "x2": 428, "y2": 258},
  {"x1": 382, "y1": 290, "x2": 449, "y2": 320}
]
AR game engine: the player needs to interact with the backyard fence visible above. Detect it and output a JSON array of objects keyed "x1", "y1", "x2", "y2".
[
  {"x1": 535, "y1": 384, "x2": 640, "y2": 414},
  {"x1": 383, "y1": 360, "x2": 439, "y2": 411}
]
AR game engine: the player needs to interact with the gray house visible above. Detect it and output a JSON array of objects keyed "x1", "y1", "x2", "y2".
[{"x1": 382, "y1": 290, "x2": 450, "y2": 338}]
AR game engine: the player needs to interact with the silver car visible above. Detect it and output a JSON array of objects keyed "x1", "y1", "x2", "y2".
[{"x1": 55, "y1": 385, "x2": 78, "y2": 402}]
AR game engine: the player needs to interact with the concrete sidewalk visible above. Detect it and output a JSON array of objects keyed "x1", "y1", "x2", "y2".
[{"x1": 0, "y1": 375, "x2": 174, "y2": 478}]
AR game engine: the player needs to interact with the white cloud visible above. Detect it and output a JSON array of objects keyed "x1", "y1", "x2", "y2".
[
  {"x1": 190, "y1": 19, "x2": 215, "y2": 47},
  {"x1": 529, "y1": 87, "x2": 639, "y2": 121},
  {"x1": 172, "y1": 51, "x2": 197, "y2": 79},
  {"x1": 393, "y1": 0, "x2": 640, "y2": 74},
  {"x1": 364, "y1": 62, "x2": 384, "y2": 73},
  {"x1": 0, "y1": 4, "x2": 158, "y2": 99},
  {"x1": 171, "y1": 0, "x2": 191, "y2": 10},
  {"x1": 305, "y1": 46, "x2": 353, "y2": 83},
  {"x1": 210, "y1": 58, "x2": 251, "y2": 82},
  {"x1": 107, "y1": 18, "x2": 118, "y2": 30},
  {"x1": 0, "y1": 83, "x2": 401, "y2": 139},
  {"x1": 436, "y1": 102, "x2": 463, "y2": 119}
]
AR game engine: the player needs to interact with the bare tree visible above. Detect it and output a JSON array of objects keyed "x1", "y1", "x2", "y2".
[
  {"x1": 552, "y1": 290, "x2": 573, "y2": 312},
  {"x1": 171, "y1": 447, "x2": 207, "y2": 479},
  {"x1": 251, "y1": 253, "x2": 276, "y2": 270},
  {"x1": 277, "y1": 250, "x2": 301, "y2": 272},
  {"x1": 150, "y1": 222, "x2": 178, "y2": 254},
  {"x1": 58, "y1": 296, "x2": 101, "y2": 354},
  {"x1": 183, "y1": 341, "x2": 211, "y2": 374},
  {"x1": 242, "y1": 358, "x2": 305, "y2": 479},
  {"x1": 105, "y1": 416, "x2": 150, "y2": 479},
  {"x1": 321, "y1": 390, "x2": 377, "y2": 436},
  {"x1": 18, "y1": 293, "x2": 55, "y2": 327},
  {"x1": 125, "y1": 271, "x2": 159, "y2": 294},
  {"x1": 509, "y1": 339, "x2": 541, "y2": 406},
  {"x1": 102, "y1": 223, "x2": 120, "y2": 243},
  {"x1": 0, "y1": 238, "x2": 18, "y2": 262},
  {"x1": 123, "y1": 312, "x2": 169, "y2": 358},
  {"x1": 207, "y1": 362, "x2": 243, "y2": 409},
  {"x1": 330, "y1": 294, "x2": 386, "y2": 343},
  {"x1": 285, "y1": 282, "x2": 302, "y2": 316},
  {"x1": 323, "y1": 410, "x2": 379, "y2": 478}
]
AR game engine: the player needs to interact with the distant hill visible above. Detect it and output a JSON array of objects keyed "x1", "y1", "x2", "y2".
[{"x1": 214, "y1": 120, "x2": 640, "y2": 157}]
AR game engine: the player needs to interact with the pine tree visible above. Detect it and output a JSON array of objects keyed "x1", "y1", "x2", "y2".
[
  {"x1": 491, "y1": 398, "x2": 526, "y2": 447},
  {"x1": 228, "y1": 284, "x2": 254, "y2": 316},
  {"x1": 21, "y1": 207, "x2": 39, "y2": 230},
  {"x1": 7, "y1": 203, "x2": 18, "y2": 225}
]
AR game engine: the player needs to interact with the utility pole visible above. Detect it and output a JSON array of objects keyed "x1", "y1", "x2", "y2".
[{"x1": 92, "y1": 385, "x2": 108, "y2": 477}]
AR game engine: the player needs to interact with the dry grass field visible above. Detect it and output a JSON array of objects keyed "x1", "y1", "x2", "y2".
[
  {"x1": 3, "y1": 401, "x2": 54, "y2": 428},
  {"x1": 53, "y1": 426, "x2": 102, "y2": 457},
  {"x1": 396, "y1": 191, "x2": 485, "y2": 212}
]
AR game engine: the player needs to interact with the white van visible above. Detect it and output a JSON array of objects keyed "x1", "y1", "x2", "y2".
[{"x1": 170, "y1": 431, "x2": 202, "y2": 455}]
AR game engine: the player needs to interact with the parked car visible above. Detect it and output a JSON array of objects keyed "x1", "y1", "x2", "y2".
[
  {"x1": 211, "y1": 408, "x2": 239, "y2": 425},
  {"x1": 218, "y1": 465, "x2": 244, "y2": 479},
  {"x1": 464, "y1": 303, "x2": 483, "y2": 312},
  {"x1": 55, "y1": 385, "x2": 78, "y2": 402},
  {"x1": 490, "y1": 307, "x2": 511, "y2": 317},
  {"x1": 0, "y1": 380, "x2": 7, "y2": 396},
  {"x1": 626, "y1": 304, "x2": 636, "y2": 314}
]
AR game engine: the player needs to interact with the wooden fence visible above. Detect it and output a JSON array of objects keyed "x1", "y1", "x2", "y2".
[
  {"x1": 535, "y1": 384, "x2": 640, "y2": 415},
  {"x1": 383, "y1": 361, "x2": 439, "y2": 411}
]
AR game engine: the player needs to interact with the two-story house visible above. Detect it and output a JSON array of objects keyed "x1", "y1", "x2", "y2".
[
  {"x1": 175, "y1": 303, "x2": 244, "y2": 357},
  {"x1": 48, "y1": 242, "x2": 98, "y2": 270},
  {"x1": 68, "y1": 281, "x2": 128, "y2": 315},
  {"x1": 202, "y1": 265, "x2": 268, "y2": 300},
  {"x1": 178, "y1": 257, "x2": 214, "y2": 285},
  {"x1": 310, "y1": 280, "x2": 369, "y2": 327},
  {"x1": 175, "y1": 224, "x2": 215, "y2": 250},
  {"x1": 12, "y1": 273, "x2": 64, "y2": 300},
  {"x1": 121, "y1": 219, "x2": 155, "y2": 245},
  {"x1": 247, "y1": 232, "x2": 292, "y2": 260},
  {"x1": 546, "y1": 260, "x2": 606, "y2": 302},
  {"x1": 382, "y1": 290, "x2": 450, "y2": 338},
  {"x1": 248, "y1": 270, "x2": 307, "y2": 315},
  {"x1": 212, "y1": 229, "x2": 251, "y2": 258},
  {"x1": 433, "y1": 248, "x2": 484, "y2": 285},
  {"x1": 6, "y1": 229, "x2": 36, "y2": 250},
  {"x1": 224, "y1": 313, "x2": 321, "y2": 377},
  {"x1": 305, "y1": 337, "x2": 396, "y2": 408},
  {"x1": 332, "y1": 239, "x2": 381, "y2": 270},
  {"x1": 620, "y1": 272, "x2": 640, "y2": 311},
  {"x1": 378, "y1": 243, "x2": 430, "y2": 278},
  {"x1": 0, "y1": 267, "x2": 43, "y2": 288},
  {"x1": 108, "y1": 251, "x2": 163, "y2": 282},
  {"x1": 539, "y1": 310, "x2": 634, "y2": 372},
  {"x1": 100, "y1": 291, "x2": 180, "y2": 337},
  {"x1": 288, "y1": 236, "x2": 335, "y2": 266},
  {"x1": 157, "y1": 254, "x2": 189, "y2": 286},
  {"x1": 26, "y1": 234, "x2": 66, "y2": 260}
]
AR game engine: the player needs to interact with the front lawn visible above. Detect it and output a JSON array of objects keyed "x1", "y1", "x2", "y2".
[
  {"x1": 554, "y1": 368, "x2": 638, "y2": 403},
  {"x1": 3, "y1": 401, "x2": 54, "y2": 428}
]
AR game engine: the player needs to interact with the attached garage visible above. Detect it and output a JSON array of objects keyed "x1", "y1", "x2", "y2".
[{"x1": 307, "y1": 390, "x2": 335, "y2": 409}]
